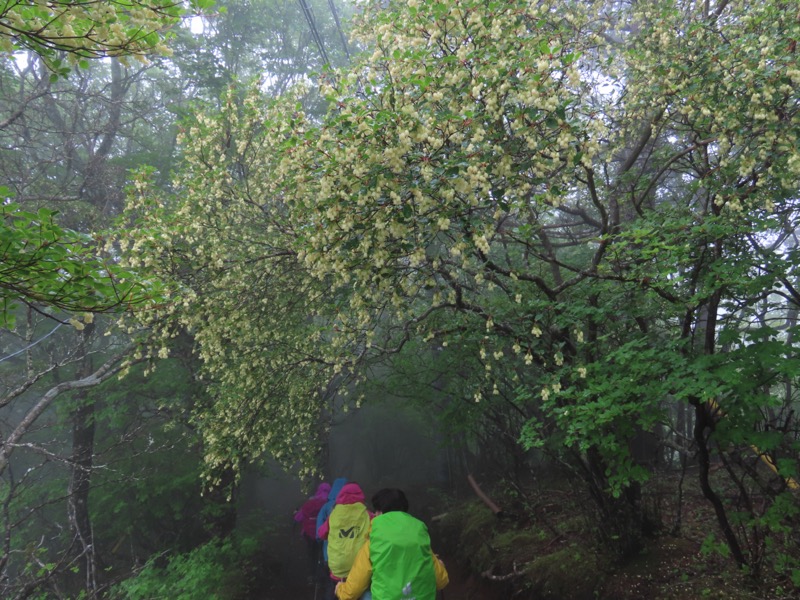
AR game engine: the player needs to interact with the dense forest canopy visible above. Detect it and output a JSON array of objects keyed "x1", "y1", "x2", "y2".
[{"x1": 1, "y1": 0, "x2": 800, "y2": 597}]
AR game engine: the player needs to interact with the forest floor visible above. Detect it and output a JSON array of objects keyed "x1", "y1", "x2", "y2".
[{"x1": 428, "y1": 469, "x2": 799, "y2": 600}]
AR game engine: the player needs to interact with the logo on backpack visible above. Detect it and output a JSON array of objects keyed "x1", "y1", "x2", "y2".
[
  {"x1": 338, "y1": 525, "x2": 359, "y2": 538},
  {"x1": 402, "y1": 581, "x2": 416, "y2": 598}
]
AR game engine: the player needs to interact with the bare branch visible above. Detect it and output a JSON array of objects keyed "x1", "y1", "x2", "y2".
[{"x1": 0, "y1": 349, "x2": 136, "y2": 475}]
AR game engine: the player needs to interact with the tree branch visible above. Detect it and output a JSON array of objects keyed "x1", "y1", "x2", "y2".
[{"x1": 0, "y1": 349, "x2": 135, "y2": 476}]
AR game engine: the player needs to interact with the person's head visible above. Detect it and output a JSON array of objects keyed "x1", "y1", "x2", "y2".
[
  {"x1": 315, "y1": 482, "x2": 331, "y2": 499},
  {"x1": 371, "y1": 488, "x2": 409, "y2": 514}
]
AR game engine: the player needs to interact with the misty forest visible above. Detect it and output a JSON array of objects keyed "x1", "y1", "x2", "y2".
[{"x1": 1, "y1": 0, "x2": 800, "y2": 599}]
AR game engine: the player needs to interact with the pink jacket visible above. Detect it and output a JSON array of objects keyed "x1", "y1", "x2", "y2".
[{"x1": 294, "y1": 483, "x2": 331, "y2": 539}]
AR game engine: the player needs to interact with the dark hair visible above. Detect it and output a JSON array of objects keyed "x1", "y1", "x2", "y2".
[{"x1": 372, "y1": 488, "x2": 409, "y2": 513}]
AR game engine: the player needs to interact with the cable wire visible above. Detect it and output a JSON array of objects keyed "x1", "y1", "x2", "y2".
[
  {"x1": 0, "y1": 322, "x2": 64, "y2": 364},
  {"x1": 327, "y1": 0, "x2": 350, "y2": 61},
  {"x1": 298, "y1": 0, "x2": 331, "y2": 67}
]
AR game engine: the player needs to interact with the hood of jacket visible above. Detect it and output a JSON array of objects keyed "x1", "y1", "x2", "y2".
[
  {"x1": 335, "y1": 482, "x2": 366, "y2": 505},
  {"x1": 314, "y1": 482, "x2": 332, "y2": 500}
]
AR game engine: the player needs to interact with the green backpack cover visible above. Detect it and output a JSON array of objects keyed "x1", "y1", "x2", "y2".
[
  {"x1": 327, "y1": 503, "x2": 371, "y2": 578},
  {"x1": 369, "y1": 512, "x2": 436, "y2": 600}
]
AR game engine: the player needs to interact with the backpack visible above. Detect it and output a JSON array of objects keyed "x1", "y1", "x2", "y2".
[
  {"x1": 369, "y1": 512, "x2": 436, "y2": 600},
  {"x1": 326, "y1": 502, "x2": 371, "y2": 578}
]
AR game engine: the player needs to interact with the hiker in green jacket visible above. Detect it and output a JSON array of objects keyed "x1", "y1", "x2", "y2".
[{"x1": 335, "y1": 488, "x2": 449, "y2": 600}]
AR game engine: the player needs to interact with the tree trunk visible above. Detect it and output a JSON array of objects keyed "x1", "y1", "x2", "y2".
[
  {"x1": 69, "y1": 394, "x2": 97, "y2": 593},
  {"x1": 692, "y1": 399, "x2": 747, "y2": 567},
  {"x1": 578, "y1": 447, "x2": 645, "y2": 558},
  {"x1": 68, "y1": 324, "x2": 98, "y2": 595}
]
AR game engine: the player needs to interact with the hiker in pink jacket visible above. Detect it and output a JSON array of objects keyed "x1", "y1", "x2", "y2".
[{"x1": 294, "y1": 482, "x2": 331, "y2": 583}]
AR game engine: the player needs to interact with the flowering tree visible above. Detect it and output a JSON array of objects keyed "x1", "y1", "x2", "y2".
[
  {"x1": 123, "y1": 94, "x2": 344, "y2": 484},
  {"x1": 126, "y1": 0, "x2": 800, "y2": 576},
  {"x1": 0, "y1": 0, "x2": 210, "y2": 77}
]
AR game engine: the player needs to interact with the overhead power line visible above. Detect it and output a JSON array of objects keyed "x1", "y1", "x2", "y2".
[
  {"x1": 327, "y1": 0, "x2": 350, "y2": 61},
  {"x1": 298, "y1": 0, "x2": 331, "y2": 67},
  {"x1": 0, "y1": 322, "x2": 64, "y2": 364}
]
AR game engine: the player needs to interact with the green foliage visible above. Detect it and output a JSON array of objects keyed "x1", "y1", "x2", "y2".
[
  {"x1": 525, "y1": 543, "x2": 605, "y2": 600},
  {"x1": 440, "y1": 500, "x2": 502, "y2": 572},
  {"x1": 0, "y1": 199, "x2": 167, "y2": 328},
  {"x1": 111, "y1": 534, "x2": 259, "y2": 600},
  {"x1": 439, "y1": 491, "x2": 606, "y2": 600},
  {"x1": 166, "y1": 0, "x2": 352, "y2": 101},
  {"x1": 89, "y1": 358, "x2": 210, "y2": 554},
  {"x1": 701, "y1": 533, "x2": 732, "y2": 560},
  {"x1": 759, "y1": 492, "x2": 800, "y2": 585},
  {"x1": 0, "y1": 1, "x2": 205, "y2": 75}
]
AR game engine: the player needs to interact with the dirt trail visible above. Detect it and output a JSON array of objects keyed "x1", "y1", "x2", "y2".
[{"x1": 252, "y1": 545, "x2": 507, "y2": 600}]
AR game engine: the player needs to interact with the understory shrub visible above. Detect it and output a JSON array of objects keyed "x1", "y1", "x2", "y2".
[{"x1": 111, "y1": 533, "x2": 261, "y2": 600}]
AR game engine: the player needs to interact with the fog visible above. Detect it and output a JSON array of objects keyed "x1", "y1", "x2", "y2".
[{"x1": 238, "y1": 402, "x2": 455, "y2": 598}]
